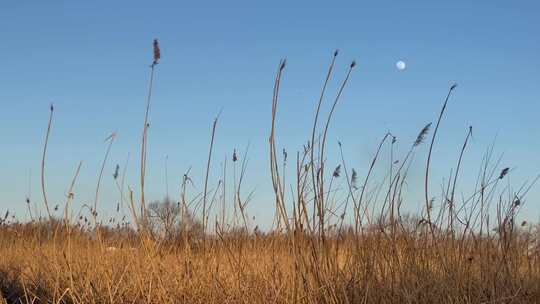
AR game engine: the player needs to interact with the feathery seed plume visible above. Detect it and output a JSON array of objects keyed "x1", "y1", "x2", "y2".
[
  {"x1": 414, "y1": 123, "x2": 432, "y2": 147},
  {"x1": 499, "y1": 167, "x2": 510, "y2": 179},
  {"x1": 152, "y1": 39, "x2": 161, "y2": 65},
  {"x1": 332, "y1": 165, "x2": 341, "y2": 178},
  {"x1": 232, "y1": 149, "x2": 238, "y2": 162},
  {"x1": 351, "y1": 169, "x2": 358, "y2": 189},
  {"x1": 113, "y1": 164, "x2": 120, "y2": 180}
]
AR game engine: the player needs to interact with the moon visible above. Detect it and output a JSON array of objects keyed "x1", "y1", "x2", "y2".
[{"x1": 396, "y1": 60, "x2": 406, "y2": 71}]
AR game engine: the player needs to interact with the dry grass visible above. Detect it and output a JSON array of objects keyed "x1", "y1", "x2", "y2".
[
  {"x1": 0, "y1": 225, "x2": 538, "y2": 303},
  {"x1": 1, "y1": 42, "x2": 539, "y2": 303}
]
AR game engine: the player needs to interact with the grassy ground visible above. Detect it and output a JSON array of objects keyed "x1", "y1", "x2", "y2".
[{"x1": 0, "y1": 223, "x2": 538, "y2": 303}]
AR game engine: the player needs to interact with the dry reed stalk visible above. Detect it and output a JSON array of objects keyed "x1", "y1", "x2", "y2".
[
  {"x1": 356, "y1": 133, "x2": 391, "y2": 232},
  {"x1": 63, "y1": 161, "x2": 83, "y2": 226},
  {"x1": 202, "y1": 115, "x2": 219, "y2": 235},
  {"x1": 317, "y1": 60, "x2": 355, "y2": 238},
  {"x1": 93, "y1": 132, "x2": 116, "y2": 227},
  {"x1": 448, "y1": 126, "x2": 473, "y2": 232},
  {"x1": 424, "y1": 83, "x2": 457, "y2": 238},
  {"x1": 309, "y1": 51, "x2": 338, "y2": 234},
  {"x1": 337, "y1": 142, "x2": 355, "y2": 232},
  {"x1": 269, "y1": 59, "x2": 290, "y2": 232},
  {"x1": 220, "y1": 154, "x2": 227, "y2": 232},
  {"x1": 41, "y1": 104, "x2": 54, "y2": 221},
  {"x1": 234, "y1": 143, "x2": 250, "y2": 231},
  {"x1": 25, "y1": 169, "x2": 34, "y2": 222},
  {"x1": 128, "y1": 187, "x2": 139, "y2": 231},
  {"x1": 113, "y1": 153, "x2": 130, "y2": 216},
  {"x1": 164, "y1": 155, "x2": 169, "y2": 199},
  {"x1": 140, "y1": 39, "x2": 160, "y2": 226}
]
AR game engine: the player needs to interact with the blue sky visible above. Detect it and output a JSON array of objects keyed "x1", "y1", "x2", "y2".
[{"x1": 0, "y1": 1, "x2": 539, "y2": 227}]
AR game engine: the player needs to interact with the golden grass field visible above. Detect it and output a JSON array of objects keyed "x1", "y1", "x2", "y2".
[
  {"x1": 1, "y1": 42, "x2": 539, "y2": 303},
  {"x1": 0, "y1": 224, "x2": 539, "y2": 303}
]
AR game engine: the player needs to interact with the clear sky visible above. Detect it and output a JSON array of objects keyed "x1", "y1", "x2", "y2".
[{"x1": 0, "y1": 1, "x2": 539, "y2": 227}]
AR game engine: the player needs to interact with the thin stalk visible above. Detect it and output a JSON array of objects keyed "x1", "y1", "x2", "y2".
[
  {"x1": 424, "y1": 84, "x2": 457, "y2": 237},
  {"x1": 140, "y1": 65, "x2": 155, "y2": 223},
  {"x1": 317, "y1": 61, "x2": 356, "y2": 238},
  {"x1": 64, "y1": 161, "x2": 83, "y2": 226},
  {"x1": 141, "y1": 45, "x2": 159, "y2": 226},
  {"x1": 202, "y1": 115, "x2": 219, "y2": 234},
  {"x1": 269, "y1": 59, "x2": 290, "y2": 231},
  {"x1": 449, "y1": 126, "x2": 472, "y2": 232},
  {"x1": 309, "y1": 51, "x2": 338, "y2": 233},
  {"x1": 93, "y1": 132, "x2": 116, "y2": 227},
  {"x1": 41, "y1": 104, "x2": 54, "y2": 221}
]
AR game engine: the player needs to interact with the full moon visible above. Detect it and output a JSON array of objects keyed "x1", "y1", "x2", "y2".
[{"x1": 396, "y1": 60, "x2": 406, "y2": 71}]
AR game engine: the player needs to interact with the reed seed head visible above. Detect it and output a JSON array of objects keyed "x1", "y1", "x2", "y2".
[
  {"x1": 351, "y1": 169, "x2": 358, "y2": 189},
  {"x1": 333, "y1": 165, "x2": 341, "y2": 178},
  {"x1": 113, "y1": 164, "x2": 120, "y2": 180},
  {"x1": 280, "y1": 59, "x2": 286, "y2": 71},
  {"x1": 499, "y1": 167, "x2": 510, "y2": 179},
  {"x1": 414, "y1": 123, "x2": 432, "y2": 147},
  {"x1": 153, "y1": 39, "x2": 161, "y2": 65}
]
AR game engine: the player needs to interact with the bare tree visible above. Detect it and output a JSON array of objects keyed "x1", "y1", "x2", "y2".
[{"x1": 147, "y1": 197, "x2": 204, "y2": 240}]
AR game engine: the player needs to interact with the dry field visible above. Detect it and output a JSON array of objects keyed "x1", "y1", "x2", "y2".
[
  {"x1": 0, "y1": 224, "x2": 539, "y2": 303},
  {"x1": 1, "y1": 42, "x2": 539, "y2": 303}
]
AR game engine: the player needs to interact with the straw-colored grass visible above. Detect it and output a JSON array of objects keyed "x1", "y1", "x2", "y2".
[{"x1": 0, "y1": 225, "x2": 538, "y2": 303}]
